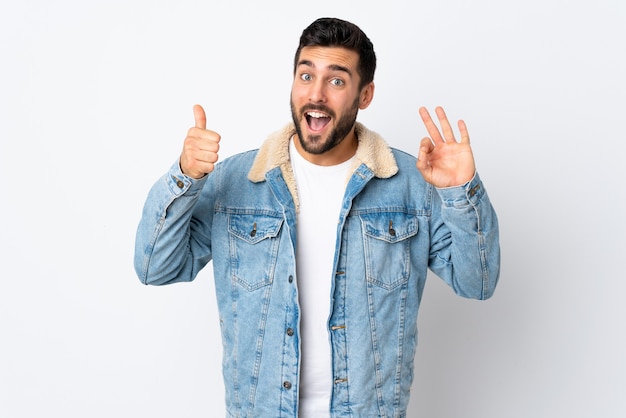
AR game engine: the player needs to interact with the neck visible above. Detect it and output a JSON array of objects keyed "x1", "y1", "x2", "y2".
[{"x1": 293, "y1": 127, "x2": 358, "y2": 166}]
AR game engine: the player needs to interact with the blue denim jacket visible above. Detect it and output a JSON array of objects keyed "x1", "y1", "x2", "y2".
[{"x1": 134, "y1": 122, "x2": 500, "y2": 418}]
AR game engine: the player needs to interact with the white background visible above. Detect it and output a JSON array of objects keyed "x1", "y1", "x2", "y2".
[{"x1": 1, "y1": 0, "x2": 625, "y2": 417}]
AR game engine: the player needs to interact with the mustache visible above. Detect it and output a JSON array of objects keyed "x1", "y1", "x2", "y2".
[{"x1": 300, "y1": 104, "x2": 335, "y2": 118}]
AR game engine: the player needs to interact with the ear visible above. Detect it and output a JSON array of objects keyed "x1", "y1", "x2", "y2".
[{"x1": 358, "y1": 82, "x2": 375, "y2": 110}]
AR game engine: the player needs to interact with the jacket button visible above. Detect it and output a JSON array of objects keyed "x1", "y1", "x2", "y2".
[
  {"x1": 172, "y1": 176, "x2": 185, "y2": 189},
  {"x1": 286, "y1": 328, "x2": 294, "y2": 336},
  {"x1": 469, "y1": 184, "x2": 481, "y2": 197},
  {"x1": 288, "y1": 275, "x2": 293, "y2": 283},
  {"x1": 283, "y1": 381, "x2": 292, "y2": 390}
]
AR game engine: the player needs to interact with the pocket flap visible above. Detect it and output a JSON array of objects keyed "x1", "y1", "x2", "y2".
[
  {"x1": 228, "y1": 214, "x2": 284, "y2": 244},
  {"x1": 361, "y1": 212, "x2": 418, "y2": 243}
]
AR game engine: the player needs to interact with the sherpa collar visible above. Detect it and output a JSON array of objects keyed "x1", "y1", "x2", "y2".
[{"x1": 247, "y1": 122, "x2": 399, "y2": 211}]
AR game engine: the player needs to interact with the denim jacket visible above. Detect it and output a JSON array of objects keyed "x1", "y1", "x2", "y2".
[{"x1": 134, "y1": 122, "x2": 500, "y2": 418}]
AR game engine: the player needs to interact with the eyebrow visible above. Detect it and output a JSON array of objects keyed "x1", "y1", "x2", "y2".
[{"x1": 297, "y1": 59, "x2": 353, "y2": 77}]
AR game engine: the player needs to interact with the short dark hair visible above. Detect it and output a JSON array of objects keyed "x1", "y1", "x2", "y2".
[{"x1": 294, "y1": 17, "x2": 376, "y2": 90}]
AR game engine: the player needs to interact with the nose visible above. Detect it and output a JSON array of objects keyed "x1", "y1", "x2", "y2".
[{"x1": 308, "y1": 79, "x2": 327, "y2": 103}]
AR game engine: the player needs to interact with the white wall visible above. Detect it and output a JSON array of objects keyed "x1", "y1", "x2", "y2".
[{"x1": 1, "y1": 0, "x2": 624, "y2": 417}]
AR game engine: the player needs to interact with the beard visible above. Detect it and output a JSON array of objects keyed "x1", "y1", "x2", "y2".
[{"x1": 290, "y1": 96, "x2": 360, "y2": 155}]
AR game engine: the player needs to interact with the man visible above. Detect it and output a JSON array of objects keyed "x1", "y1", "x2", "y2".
[{"x1": 134, "y1": 17, "x2": 500, "y2": 418}]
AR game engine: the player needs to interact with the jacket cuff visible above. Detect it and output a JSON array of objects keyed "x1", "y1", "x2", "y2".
[
  {"x1": 435, "y1": 172, "x2": 485, "y2": 207},
  {"x1": 166, "y1": 160, "x2": 208, "y2": 197}
]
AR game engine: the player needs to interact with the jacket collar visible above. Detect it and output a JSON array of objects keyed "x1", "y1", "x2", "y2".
[
  {"x1": 248, "y1": 121, "x2": 398, "y2": 183},
  {"x1": 247, "y1": 122, "x2": 398, "y2": 212}
]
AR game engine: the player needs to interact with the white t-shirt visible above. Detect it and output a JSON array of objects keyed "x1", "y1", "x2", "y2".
[{"x1": 289, "y1": 138, "x2": 354, "y2": 417}]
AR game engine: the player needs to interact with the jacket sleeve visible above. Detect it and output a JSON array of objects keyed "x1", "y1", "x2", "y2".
[
  {"x1": 133, "y1": 161, "x2": 216, "y2": 286},
  {"x1": 428, "y1": 172, "x2": 500, "y2": 300}
]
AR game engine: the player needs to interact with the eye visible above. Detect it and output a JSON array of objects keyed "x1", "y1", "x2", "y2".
[
  {"x1": 300, "y1": 73, "x2": 312, "y2": 82},
  {"x1": 330, "y1": 78, "x2": 345, "y2": 87}
]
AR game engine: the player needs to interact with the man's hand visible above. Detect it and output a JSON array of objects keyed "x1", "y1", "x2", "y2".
[
  {"x1": 416, "y1": 106, "x2": 476, "y2": 188},
  {"x1": 180, "y1": 104, "x2": 221, "y2": 179}
]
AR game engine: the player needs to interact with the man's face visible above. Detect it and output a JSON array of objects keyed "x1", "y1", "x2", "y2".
[{"x1": 290, "y1": 46, "x2": 371, "y2": 158}]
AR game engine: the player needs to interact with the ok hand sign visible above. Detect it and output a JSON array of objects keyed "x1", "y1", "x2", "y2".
[{"x1": 416, "y1": 106, "x2": 476, "y2": 188}]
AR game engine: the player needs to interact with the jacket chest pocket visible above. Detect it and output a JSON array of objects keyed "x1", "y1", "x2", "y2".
[
  {"x1": 228, "y1": 213, "x2": 284, "y2": 291},
  {"x1": 360, "y1": 212, "x2": 418, "y2": 290}
]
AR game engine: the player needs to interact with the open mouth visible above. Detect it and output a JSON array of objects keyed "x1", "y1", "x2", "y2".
[{"x1": 305, "y1": 111, "x2": 331, "y2": 132}]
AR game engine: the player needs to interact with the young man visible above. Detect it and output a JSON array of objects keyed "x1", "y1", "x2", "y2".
[{"x1": 134, "y1": 17, "x2": 500, "y2": 418}]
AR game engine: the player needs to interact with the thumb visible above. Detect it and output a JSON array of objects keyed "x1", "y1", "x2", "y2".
[{"x1": 193, "y1": 104, "x2": 206, "y2": 129}]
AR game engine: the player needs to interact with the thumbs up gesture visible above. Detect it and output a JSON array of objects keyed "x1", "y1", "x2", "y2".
[{"x1": 179, "y1": 104, "x2": 221, "y2": 179}]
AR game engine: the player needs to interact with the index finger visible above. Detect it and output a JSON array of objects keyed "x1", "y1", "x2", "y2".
[{"x1": 193, "y1": 104, "x2": 206, "y2": 129}]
